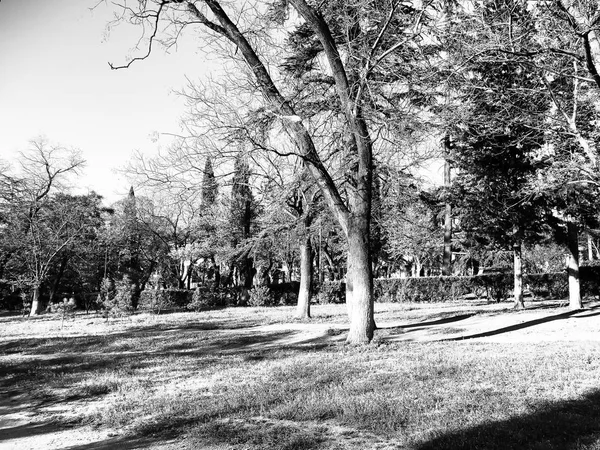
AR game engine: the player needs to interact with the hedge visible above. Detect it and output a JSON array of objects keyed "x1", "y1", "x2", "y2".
[
  {"x1": 137, "y1": 266, "x2": 600, "y2": 310},
  {"x1": 320, "y1": 268, "x2": 599, "y2": 304},
  {"x1": 138, "y1": 282, "x2": 302, "y2": 312}
]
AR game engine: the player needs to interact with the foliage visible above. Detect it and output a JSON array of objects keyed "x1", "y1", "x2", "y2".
[
  {"x1": 51, "y1": 298, "x2": 76, "y2": 325},
  {"x1": 138, "y1": 288, "x2": 193, "y2": 313},
  {"x1": 248, "y1": 285, "x2": 275, "y2": 307},
  {"x1": 316, "y1": 281, "x2": 345, "y2": 305},
  {"x1": 526, "y1": 273, "x2": 568, "y2": 300},
  {"x1": 320, "y1": 271, "x2": 589, "y2": 303},
  {"x1": 187, "y1": 287, "x2": 223, "y2": 312},
  {"x1": 102, "y1": 276, "x2": 135, "y2": 318},
  {"x1": 268, "y1": 282, "x2": 299, "y2": 306}
]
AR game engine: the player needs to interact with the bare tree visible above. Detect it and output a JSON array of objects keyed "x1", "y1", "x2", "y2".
[
  {"x1": 106, "y1": 0, "x2": 432, "y2": 343},
  {"x1": 1, "y1": 139, "x2": 85, "y2": 315}
]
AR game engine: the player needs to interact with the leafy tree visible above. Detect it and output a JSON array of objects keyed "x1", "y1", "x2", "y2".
[
  {"x1": 201, "y1": 157, "x2": 218, "y2": 208},
  {"x1": 447, "y1": 0, "x2": 552, "y2": 308},
  {"x1": 227, "y1": 155, "x2": 257, "y2": 291}
]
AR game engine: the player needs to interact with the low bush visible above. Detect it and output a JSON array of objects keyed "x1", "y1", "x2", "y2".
[
  {"x1": 187, "y1": 286, "x2": 227, "y2": 312},
  {"x1": 316, "y1": 281, "x2": 345, "y2": 304},
  {"x1": 581, "y1": 263, "x2": 600, "y2": 299},
  {"x1": 269, "y1": 282, "x2": 300, "y2": 305},
  {"x1": 138, "y1": 289, "x2": 192, "y2": 314},
  {"x1": 526, "y1": 272, "x2": 568, "y2": 299},
  {"x1": 248, "y1": 285, "x2": 275, "y2": 307}
]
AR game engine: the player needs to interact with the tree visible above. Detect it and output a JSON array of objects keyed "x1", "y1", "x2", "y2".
[
  {"x1": 228, "y1": 155, "x2": 257, "y2": 291},
  {"x1": 201, "y1": 157, "x2": 217, "y2": 208},
  {"x1": 0, "y1": 140, "x2": 85, "y2": 315},
  {"x1": 445, "y1": 0, "x2": 552, "y2": 309},
  {"x1": 108, "y1": 0, "x2": 436, "y2": 342}
]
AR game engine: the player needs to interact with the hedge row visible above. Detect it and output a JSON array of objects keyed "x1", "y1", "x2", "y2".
[
  {"x1": 137, "y1": 282, "x2": 300, "y2": 313},
  {"x1": 318, "y1": 267, "x2": 600, "y2": 304},
  {"x1": 137, "y1": 266, "x2": 600, "y2": 311}
]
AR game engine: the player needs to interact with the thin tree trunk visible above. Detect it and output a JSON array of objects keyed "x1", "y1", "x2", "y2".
[
  {"x1": 296, "y1": 235, "x2": 312, "y2": 319},
  {"x1": 345, "y1": 218, "x2": 375, "y2": 344},
  {"x1": 513, "y1": 241, "x2": 524, "y2": 309},
  {"x1": 29, "y1": 283, "x2": 42, "y2": 316},
  {"x1": 442, "y1": 137, "x2": 452, "y2": 276},
  {"x1": 567, "y1": 220, "x2": 583, "y2": 309},
  {"x1": 588, "y1": 233, "x2": 594, "y2": 261},
  {"x1": 48, "y1": 256, "x2": 68, "y2": 307}
]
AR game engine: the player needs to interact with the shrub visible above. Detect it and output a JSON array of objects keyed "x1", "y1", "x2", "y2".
[
  {"x1": 269, "y1": 282, "x2": 300, "y2": 305},
  {"x1": 248, "y1": 285, "x2": 275, "y2": 307},
  {"x1": 372, "y1": 276, "x2": 474, "y2": 303},
  {"x1": 473, "y1": 273, "x2": 512, "y2": 303},
  {"x1": 52, "y1": 299, "x2": 76, "y2": 326},
  {"x1": 581, "y1": 263, "x2": 600, "y2": 299},
  {"x1": 316, "y1": 281, "x2": 345, "y2": 304},
  {"x1": 138, "y1": 289, "x2": 192, "y2": 314},
  {"x1": 187, "y1": 287, "x2": 226, "y2": 312},
  {"x1": 102, "y1": 276, "x2": 135, "y2": 318},
  {"x1": 526, "y1": 272, "x2": 568, "y2": 299}
]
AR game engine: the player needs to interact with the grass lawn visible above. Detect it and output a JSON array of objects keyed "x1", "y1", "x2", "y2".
[{"x1": 1, "y1": 302, "x2": 600, "y2": 449}]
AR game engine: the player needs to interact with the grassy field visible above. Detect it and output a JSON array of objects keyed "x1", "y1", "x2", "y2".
[{"x1": 2, "y1": 302, "x2": 600, "y2": 449}]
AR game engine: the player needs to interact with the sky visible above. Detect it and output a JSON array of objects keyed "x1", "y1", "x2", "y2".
[{"x1": 0, "y1": 0, "x2": 208, "y2": 204}]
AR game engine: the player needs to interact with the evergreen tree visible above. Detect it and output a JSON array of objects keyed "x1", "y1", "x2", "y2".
[
  {"x1": 450, "y1": 0, "x2": 552, "y2": 308},
  {"x1": 201, "y1": 157, "x2": 217, "y2": 208},
  {"x1": 229, "y1": 155, "x2": 256, "y2": 289}
]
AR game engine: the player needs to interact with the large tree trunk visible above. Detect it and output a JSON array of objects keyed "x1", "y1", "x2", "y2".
[
  {"x1": 29, "y1": 283, "x2": 42, "y2": 316},
  {"x1": 296, "y1": 235, "x2": 313, "y2": 319},
  {"x1": 513, "y1": 241, "x2": 524, "y2": 309},
  {"x1": 345, "y1": 218, "x2": 375, "y2": 344},
  {"x1": 567, "y1": 220, "x2": 583, "y2": 309},
  {"x1": 193, "y1": 0, "x2": 375, "y2": 342}
]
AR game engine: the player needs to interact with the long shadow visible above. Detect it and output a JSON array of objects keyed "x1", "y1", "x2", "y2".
[
  {"x1": 0, "y1": 327, "x2": 333, "y2": 394},
  {"x1": 444, "y1": 309, "x2": 585, "y2": 341},
  {"x1": 0, "y1": 421, "x2": 68, "y2": 442},
  {"x1": 60, "y1": 434, "x2": 178, "y2": 450},
  {"x1": 0, "y1": 318, "x2": 272, "y2": 357},
  {"x1": 415, "y1": 389, "x2": 600, "y2": 450},
  {"x1": 378, "y1": 313, "x2": 477, "y2": 332}
]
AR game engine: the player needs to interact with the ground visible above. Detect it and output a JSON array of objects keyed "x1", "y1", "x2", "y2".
[{"x1": 1, "y1": 299, "x2": 600, "y2": 449}]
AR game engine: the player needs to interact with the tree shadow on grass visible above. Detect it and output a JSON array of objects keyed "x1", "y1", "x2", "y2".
[
  {"x1": 0, "y1": 327, "x2": 332, "y2": 398},
  {"x1": 0, "y1": 420, "x2": 69, "y2": 443},
  {"x1": 414, "y1": 390, "x2": 600, "y2": 450},
  {"x1": 59, "y1": 434, "x2": 180, "y2": 450},
  {"x1": 444, "y1": 308, "x2": 592, "y2": 341}
]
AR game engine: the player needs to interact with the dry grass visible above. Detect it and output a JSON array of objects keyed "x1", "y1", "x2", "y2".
[{"x1": 2, "y1": 302, "x2": 600, "y2": 449}]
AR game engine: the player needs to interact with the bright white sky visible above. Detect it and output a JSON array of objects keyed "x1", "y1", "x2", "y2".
[{"x1": 0, "y1": 0, "x2": 209, "y2": 204}]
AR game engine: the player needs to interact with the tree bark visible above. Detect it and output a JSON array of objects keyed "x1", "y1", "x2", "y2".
[
  {"x1": 513, "y1": 241, "x2": 524, "y2": 309},
  {"x1": 29, "y1": 283, "x2": 42, "y2": 316},
  {"x1": 345, "y1": 217, "x2": 375, "y2": 344},
  {"x1": 567, "y1": 220, "x2": 583, "y2": 309},
  {"x1": 296, "y1": 235, "x2": 313, "y2": 319}
]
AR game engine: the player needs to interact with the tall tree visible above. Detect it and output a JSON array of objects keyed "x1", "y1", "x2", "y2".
[
  {"x1": 229, "y1": 155, "x2": 256, "y2": 290},
  {"x1": 448, "y1": 0, "x2": 552, "y2": 309},
  {"x1": 201, "y1": 157, "x2": 217, "y2": 208},
  {"x1": 108, "y1": 0, "x2": 435, "y2": 342}
]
